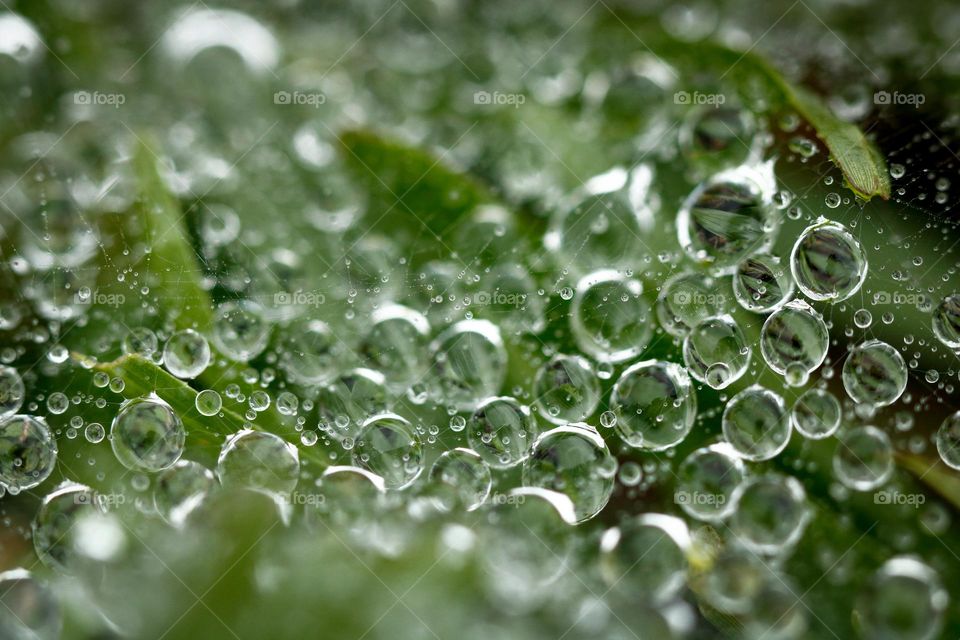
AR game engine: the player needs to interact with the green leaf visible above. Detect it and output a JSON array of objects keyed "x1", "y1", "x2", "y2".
[
  {"x1": 774, "y1": 84, "x2": 890, "y2": 201},
  {"x1": 897, "y1": 451, "x2": 960, "y2": 512},
  {"x1": 131, "y1": 136, "x2": 214, "y2": 330},
  {"x1": 643, "y1": 36, "x2": 891, "y2": 201},
  {"x1": 72, "y1": 353, "x2": 324, "y2": 467},
  {"x1": 716, "y1": 49, "x2": 889, "y2": 201},
  {"x1": 337, "y1": 129, "x2": 494, "y2": 240}
]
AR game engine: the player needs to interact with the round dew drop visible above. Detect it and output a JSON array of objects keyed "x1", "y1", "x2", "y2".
[
  {"x1": 210, "y1": 300, "x2": 271, "y2": 362},
  {"x1": 759, "y1": 299, "x2": 828, "y2": 379},
  {"x1": 610, "y1": 359, "x2": 696, "y2": 451},
  {"x1": 855, "y1": 557, "x2": 948, "y2": 640},
  {"x1": 675, "y1": 443, "x2": 744, "y2": 521},
  {"x1": 428, "y1": 319, "x2": 507, "y2": 411},
  {"x1": 931, "y1": 294, "x2": 960, "y2": 349},
  {"x1": 570, "y1": 270, "x2": 651, "y2": 363},
  {"x1": 599, "y1": 514, "x2": 690, "y2": 603},
  {"x1": 790, "y1": 219, "x2": 867, "y2": 303},
  {"x1": 842, "y1": 340, "x2": 907, "y2": 407},
  {"x1": 935, "y1": 411, "x2": 960, "y2": 470},
  {"x1": 163, "y1": 329, "x2": 211, "y2": 379},
  {"x1": 0, "y1": 365, "x2": 25, "y2": 419},
  {"x1": 0, "y1": 568, "x2": 61, "y2": 640},
  {"x1": 533, "y1": 354, "x2": 601, "y2": 426},
  {"x1": 833, "y1": 425, "x2": 893, "y2": 491},
  {"x1": 683, "y1": 315, "x2": 751, "y2": 390},
  {"x1": 427, "y1": 447, "x2": 491, "y2": 512},
  {"x1": 195, "y1": 389, "x2": 222, "y2": 416},
  {"x1": 111, "y1": 396, "x2": 186, "y2": 472},
  {"x1": 731, "y1": 474, "x2": 810, "y2": 555},
  {"x1": 0, "y1": 414, "x2": 57, "y2": 492},
  {"x1": 677, "y1": 165, "x2": 776, "y2": 269},
  {"x1": 467, "y1": 396, "x2": 537, "y2": 469},
  {"x1": 153, "y1": 460, "x2": 215, "y2": 526},
  {"x1": 522, "y1": 423, "x2": 617, "y2": 523},
  {"x1": 722, "y1": 386, "x2": 791, "y2": 461},
  {"x1": 656, "y1": 271, "x2": 724, "y2": 337},
  {"x1": 733, "y1": 253, "x2": 794, "y2": 313},
  {"x1": 790, "y1": 388, "x2": 841, "y2": 440},
  {"x1": 32, "y1": 482, "x2": 104, "y2": 572},
  {"x1": 352, "y1": 412, "x2": 423, "y2": 490},
  {"x1": 217, "y1": 429, "x2": 300, "y2": 495}
]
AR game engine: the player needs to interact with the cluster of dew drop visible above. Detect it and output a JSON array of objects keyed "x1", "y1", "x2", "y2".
[{"x1": 0, "y1": 6, "x2": 957, "y2": 640}]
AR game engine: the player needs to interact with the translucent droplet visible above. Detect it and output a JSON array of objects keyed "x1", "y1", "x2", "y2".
[
  {"x1": 760, "y1": 299, "x2": 828, "y2": 377},
  {"x1": 163, "y1": 329, "x2": 211, "y2": 379},
  {"x1": 210, "y1": 300, "x2": 271, "y2": 362},
  {"x1": 427, "y1": 447, "x2": 491, "y2": 512},
  {"x1": 316, "y1": 368, "x2": 389, "y2": 437},
  {"x1": 571, "y1": 270, "x2": 651, "y2": 363},
  {"x1": 790, "y1": 389, "x2": 841, "y2": 439},
  {"x1": 842, "y1": 340, "x2": 907, "y2": 407},
  {"x1": 675, "y1": 443, "x2": 744, "y2": 521},
  {"x1": 0, "y1": 414, "x2": 57, "y2": 491},
  {"x1": 931, "y1": 294, "x2": 960, "y2": 349},
  {"x1": 353, "y1": 413, "x2": 423, "y2": 490},
  {"x1": 217, "y1": 429, "x2": 300, "y2": 495},
  {"x1": 195, "y1": 389, "x2": 222, "y2": 416},
  {"x1": 599, "y1": 514, "x2": 690, "y2": 602},
  {"x1": 731, "y1": 474, "x2": 809, "y2": 555},
  {"x1": 46, "y1": 392, "x2": 68, "y2": 415},
  {"x1": 936, "y1": 411, "x2": 960, "y2": 470},
  {"x1": 722, "y1": 386, "x2": 791, "y2": 461},
  {"x1": 279, "y1": 319, "x2": 340, "y2": 386},
  {"x1": 33, "y1": 482, "x2": 103, "y2": 571},
  {"x1": 733, "y1": 253, "x2": 794, "y2": 313},
  {"x1": 83, "y1": 422, "x2": 105, "y2": 444},
  {"x1": 677, "y1": 164, "x2": 776, "y2": 268},
  {"x1": 0, "y1": 365, "x2": 25, "y2": 418},
  {"x1": 833, "y1": 425, "x2": 893, "y2": 491},
  {"x1": 522, "y1": 423, "x2": 616, "y2": 523},
  {"x1": 855, "y1": 557, "x2": 947, "y2": 640},
  {"x1": 429, "y1": 320, "x2": 506, "y2": 411},
  {"x1": 0, "y1": 568, "x2": 61, "y2": 640},
  {"x1": 359, "y1": 304, "x2": 430, "y2": 389},
  {"x1": 656, "y1": 271, "x2": 724, "y2": 337},
  {"x1": 111, "y1": 396, "x2": 185, "y2": 472},
  {"x1": 791, "y1": 219, "x2": 867, "y2": 302},
  {"x1": 123, "y1": 327, "x2": 159, "y2": 358},
  {"x1": 153, "y1": 460, "x2": 215, "y2": 526},
  {"x1": 467, "y1": 396, "x2": 537, "y2": 469},
  {"x1": 545, "y1": 171, "x2": 648, "y2": 277},
  {"x1": 533, "y1": 354, "x2": 600, "y2": 425},
  {"x1": 683, "y1": 315, "x2": 751, "y2": 389},
  {"x1": 610, "y1": 359, "x2": 696, "y2": 450},
  {"x1": 679, "y1": 107, "x2": 754, "y2": 174}
]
